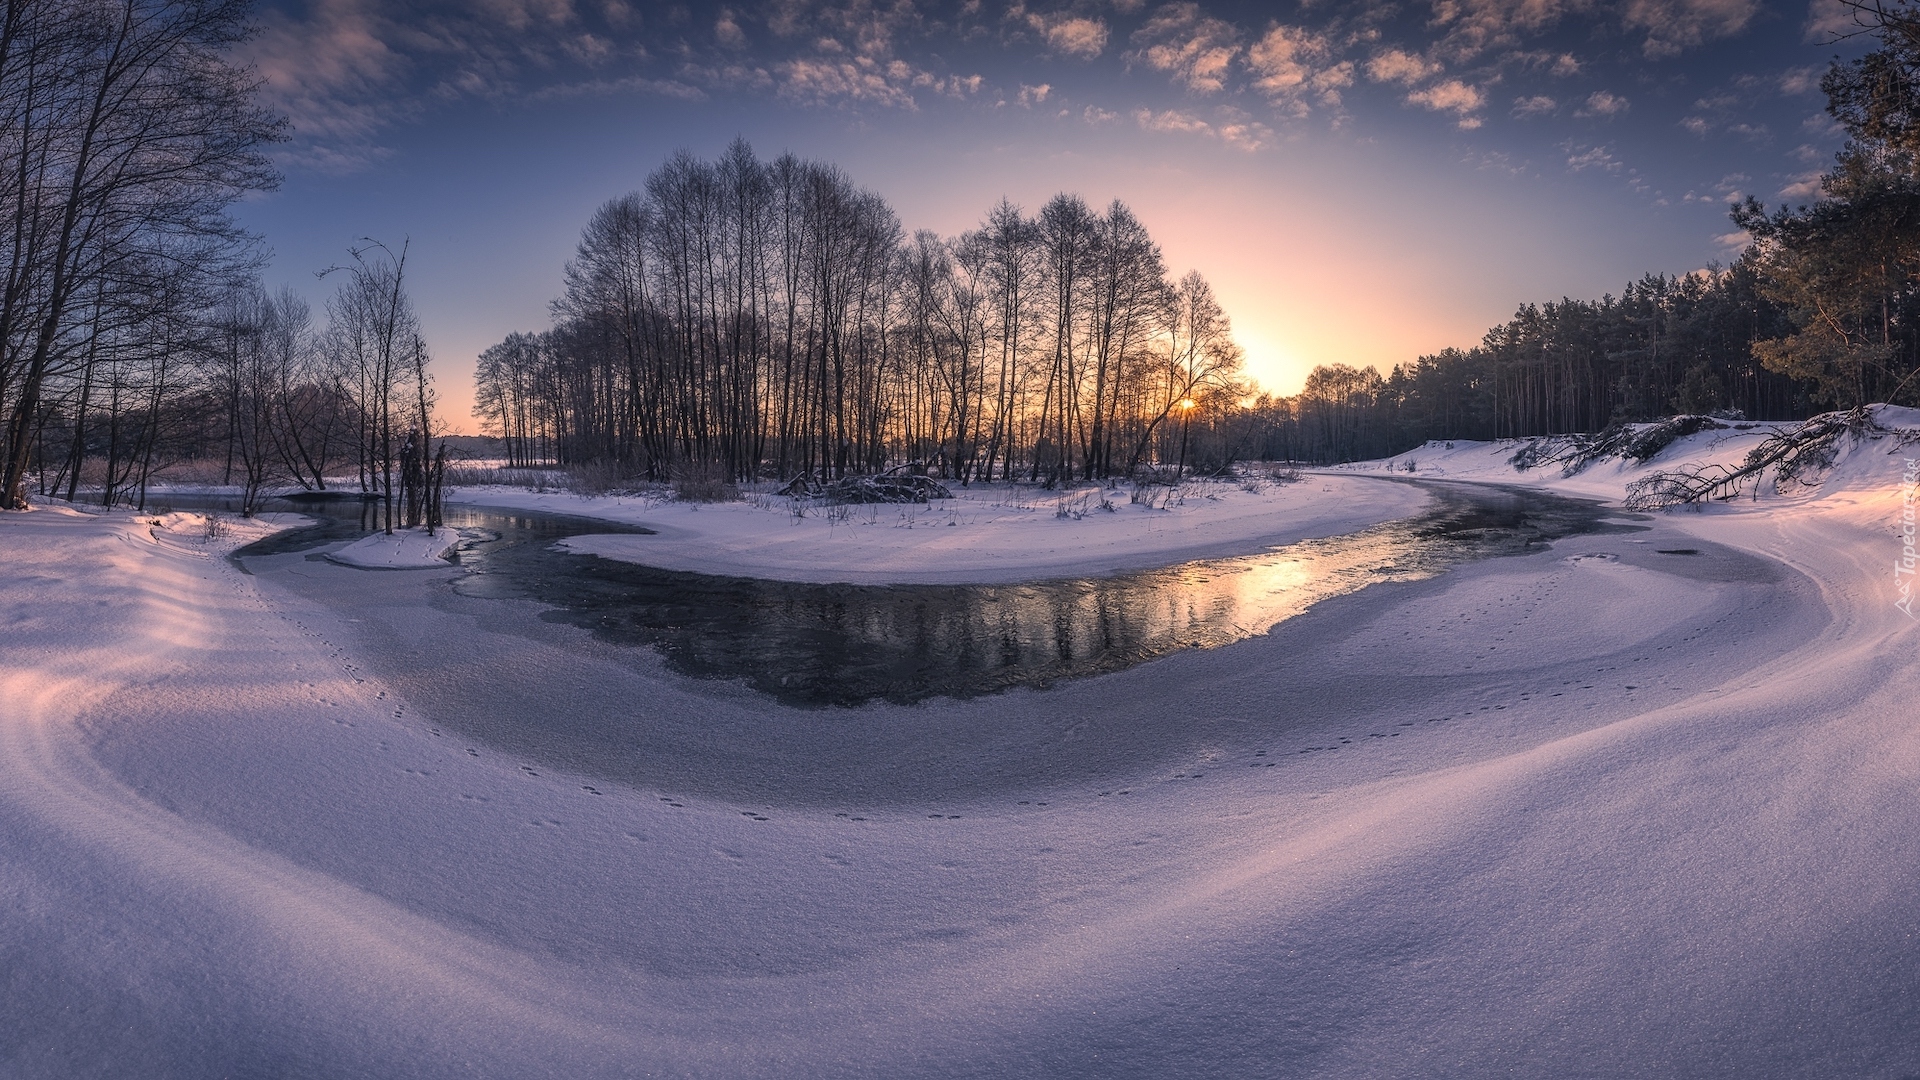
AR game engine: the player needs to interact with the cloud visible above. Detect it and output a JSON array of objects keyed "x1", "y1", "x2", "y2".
[
  {"x1": 242, "y1": 0, "x2": 1795, "y2": 178},
  {"x1": 1314, "y1": 64, "x2": 1356, "y2": 95},
  {"x1": 715, "y1": 9, "x2": 746, "y2": 49},
  {"x1": 1472, "y1": 149, "x2": 1529, "y2": 176},
  {"x1": 1428, "y1": 0, "x2": 1580, "y2": 60},
  {"x1": 1212, "y1": 105, "x2": 1276, "y2": 149},
  {"x1": 1407, "y1": 79, "x2": 1486, "y2": 119},
  {"x1": 1778, "y1": 171, "x2": 1824, "y2": 199},
  {"x1": 530, "y1": 73, "x2": 708, "y2": 102},
  {"x1": 777, "y1": 55, "x2": 919, "y2": 109},
  {"x1": 1083, "y1": 104, "x2": 1118, "y2": 123},
  {"x1": 1778, "y1": 66, "x2": 1821, "y2": 96},
  {"x1": 1423, "y1": 0, "x2": 1755, "y2": 62},
  {"x1": 1366, "y1": 48, "x2": 1443, "y2": 86},
  {"x1": 1134, "y1": 106, "x2": 1214, "y2": 134},
  {"x1": 1028, "y1": 13, "x2": 1109, "y2": 58},
  {"x1": 1801, "y1": 110, "x2": 1843, "y2": 137},
  {"x1": 469, "y1": 0, "x2": 575, "y2": 34},
  {"x1": 766, "y1": 0, "x2": 807, "y2": 38},
  {"x1": 1247, "y1": 24, "x2": 1349, "y2": 114},
  {"x1": 1803, "y1": 0, "x2": 1858, "y2": 41},
  {"x1": 1133, "y1": 105, "x2": 1272, "y2": 150},
  {"x1": 240, "y1": 0, "x2": 1024, "y2": 170},
  {"x1": 1576, "y1": 90, "x2": 1629, "y2": 117},
  {"x1": 1129, "y1": 3, "x2": 1241, "y2": 94},
  {"x1": 802, "y1": 0, "x2": 928, "y2": 61},
  {"x1": 1216, "y1": 120, "x2": 1275, "y2": 149},
  {"x1": 1565, "y1": 143, "x2": 1622, "y2": 172},
  {"x1": 242, "y1": 0, "x2": 771, "y2": 169},
  {"x1": 1622, "y1": 0, "x2": 1759, "y2": 58},
  {"x1": 244, "y1": 0, "x2": 403, "y2": 143}
]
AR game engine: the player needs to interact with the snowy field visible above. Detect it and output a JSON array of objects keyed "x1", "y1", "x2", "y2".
[{"x1": 5, "y1": 419, "x2": 1920, "y2": 1077}]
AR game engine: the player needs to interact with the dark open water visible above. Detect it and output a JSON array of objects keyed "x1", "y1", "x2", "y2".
[{"x1": 154, "y1": 482, "x2": 1626, "y2": 707}]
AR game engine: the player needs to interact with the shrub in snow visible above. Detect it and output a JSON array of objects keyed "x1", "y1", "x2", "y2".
[
  {"x1": 776, "y1": 473, "x2": 951, "y2": 504},
  {"x1": 672, "y1": 461, "x2": 738, "y2": 503}
]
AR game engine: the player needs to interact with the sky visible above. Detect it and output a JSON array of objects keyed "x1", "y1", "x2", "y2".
[{"x1": 232, "y1": 0, "x2": 1871, "y2": 432}]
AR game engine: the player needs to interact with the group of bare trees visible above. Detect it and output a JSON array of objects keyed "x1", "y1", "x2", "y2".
[
  {"x1": 0, "y1": 0, "x2": 281, "y2": 509},
  {"x1": 475, "y1": 141, "x2": 1246, "y2": 485},
  {"x1": 12, "y1": 225, "x2": 438, "y2": 526},
  {"x1": 206, "y1": 241, "x2": 436, "y2": 525},
  {"x1": 319, "y1": 241, "x2": 439, "y2": 530},
  {"x1": 0, "y1": 1, "x2": 439, "y2": 529}
]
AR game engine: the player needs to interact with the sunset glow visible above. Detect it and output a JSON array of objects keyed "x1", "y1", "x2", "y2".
[{"x1": 229, "y1": 0, "x2": 1862, "y2": 430}]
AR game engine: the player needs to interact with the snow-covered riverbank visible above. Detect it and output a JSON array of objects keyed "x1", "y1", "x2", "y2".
[
  {"x1": 5, "y1": 419, "x2": 1920, "y2": 1076},
  {"x1": 326, "y1": 525, "x2": 461, "y2": 568},
  {"x1": 447, "y1": 473, "x2": 1430, "y2": 584}
]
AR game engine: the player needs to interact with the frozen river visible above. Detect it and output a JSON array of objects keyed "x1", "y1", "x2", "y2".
[{"x1": 172, "y1": 481, "x2": 1625, "y2": 707}]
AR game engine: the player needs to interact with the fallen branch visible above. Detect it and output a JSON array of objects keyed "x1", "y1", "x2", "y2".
[
  {"x1": 1511, "y1": 415, "x2": 1728, "y2": 477},
  {"x1": 1623, "y1": 406, "x2": 1888, "y2": 510}
]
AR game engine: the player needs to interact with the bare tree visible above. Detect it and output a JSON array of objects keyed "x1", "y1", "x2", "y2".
[
  {"x1": 262, "y1": 286, "x2": 347, "y2": 491},
  {"x1": 0, "y1": 0, "x2": 281, "y2": 509},
  {"x1": 1127, "y1": 271, "x2": 1243, "y2": 474},
  {"x1": 323, "y1": 239, "x2": 429, "y2": 533}
]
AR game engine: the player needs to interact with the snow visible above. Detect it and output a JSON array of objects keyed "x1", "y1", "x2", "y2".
[
  {"x1": 5, "y1": 419, "x2": 1920, "y2": 1076},
  {"x1": 325, "y1": 526, "x2": 461, "y2": 569},
  {"x1": 449, "y1": 474, "x2": 1432, "y2": 584},
  {"x1": 1343, "y1": 405, "x2": 1920, "y2": 505}
]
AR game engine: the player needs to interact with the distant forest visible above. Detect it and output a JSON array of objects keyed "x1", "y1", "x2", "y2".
[{"x1": 1249, "y1": 1, "x2": 1920, "y2": 464}]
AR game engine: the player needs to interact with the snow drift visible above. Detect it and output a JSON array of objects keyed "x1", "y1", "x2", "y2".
[{"x1": 4, "y1": 414, "x2": 1920, "y2": 1077}]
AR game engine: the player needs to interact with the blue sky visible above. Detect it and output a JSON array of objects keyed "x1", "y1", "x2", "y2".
[{"x1": 234, "y1": 0, "x2": 1868, "y2": 430}]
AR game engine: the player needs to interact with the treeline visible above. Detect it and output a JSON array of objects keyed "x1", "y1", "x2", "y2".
[
  {"x1": 0, "y1": 0, "x2": 441, "y2": 524},
  {"x1": 475, "y1": 140, "x2": 1245, "y2": 484},
  {"x1": 21, "y1": 237, "x2": 440, "y2": 526},
  {"x1": 1253, "y1": 2, "x2": 1920, "y2": 464},
  {"x1": 1241, "y1": 264, "x2": 1809, "y2": 463}
]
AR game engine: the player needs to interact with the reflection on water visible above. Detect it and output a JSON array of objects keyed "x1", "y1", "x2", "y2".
[
  {"x1": 449, "y1": 484, "x2": 1613, "y2": 707},
  {"x1": 185, "y1": 483, "x2": 1617, "y2": 708}
]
